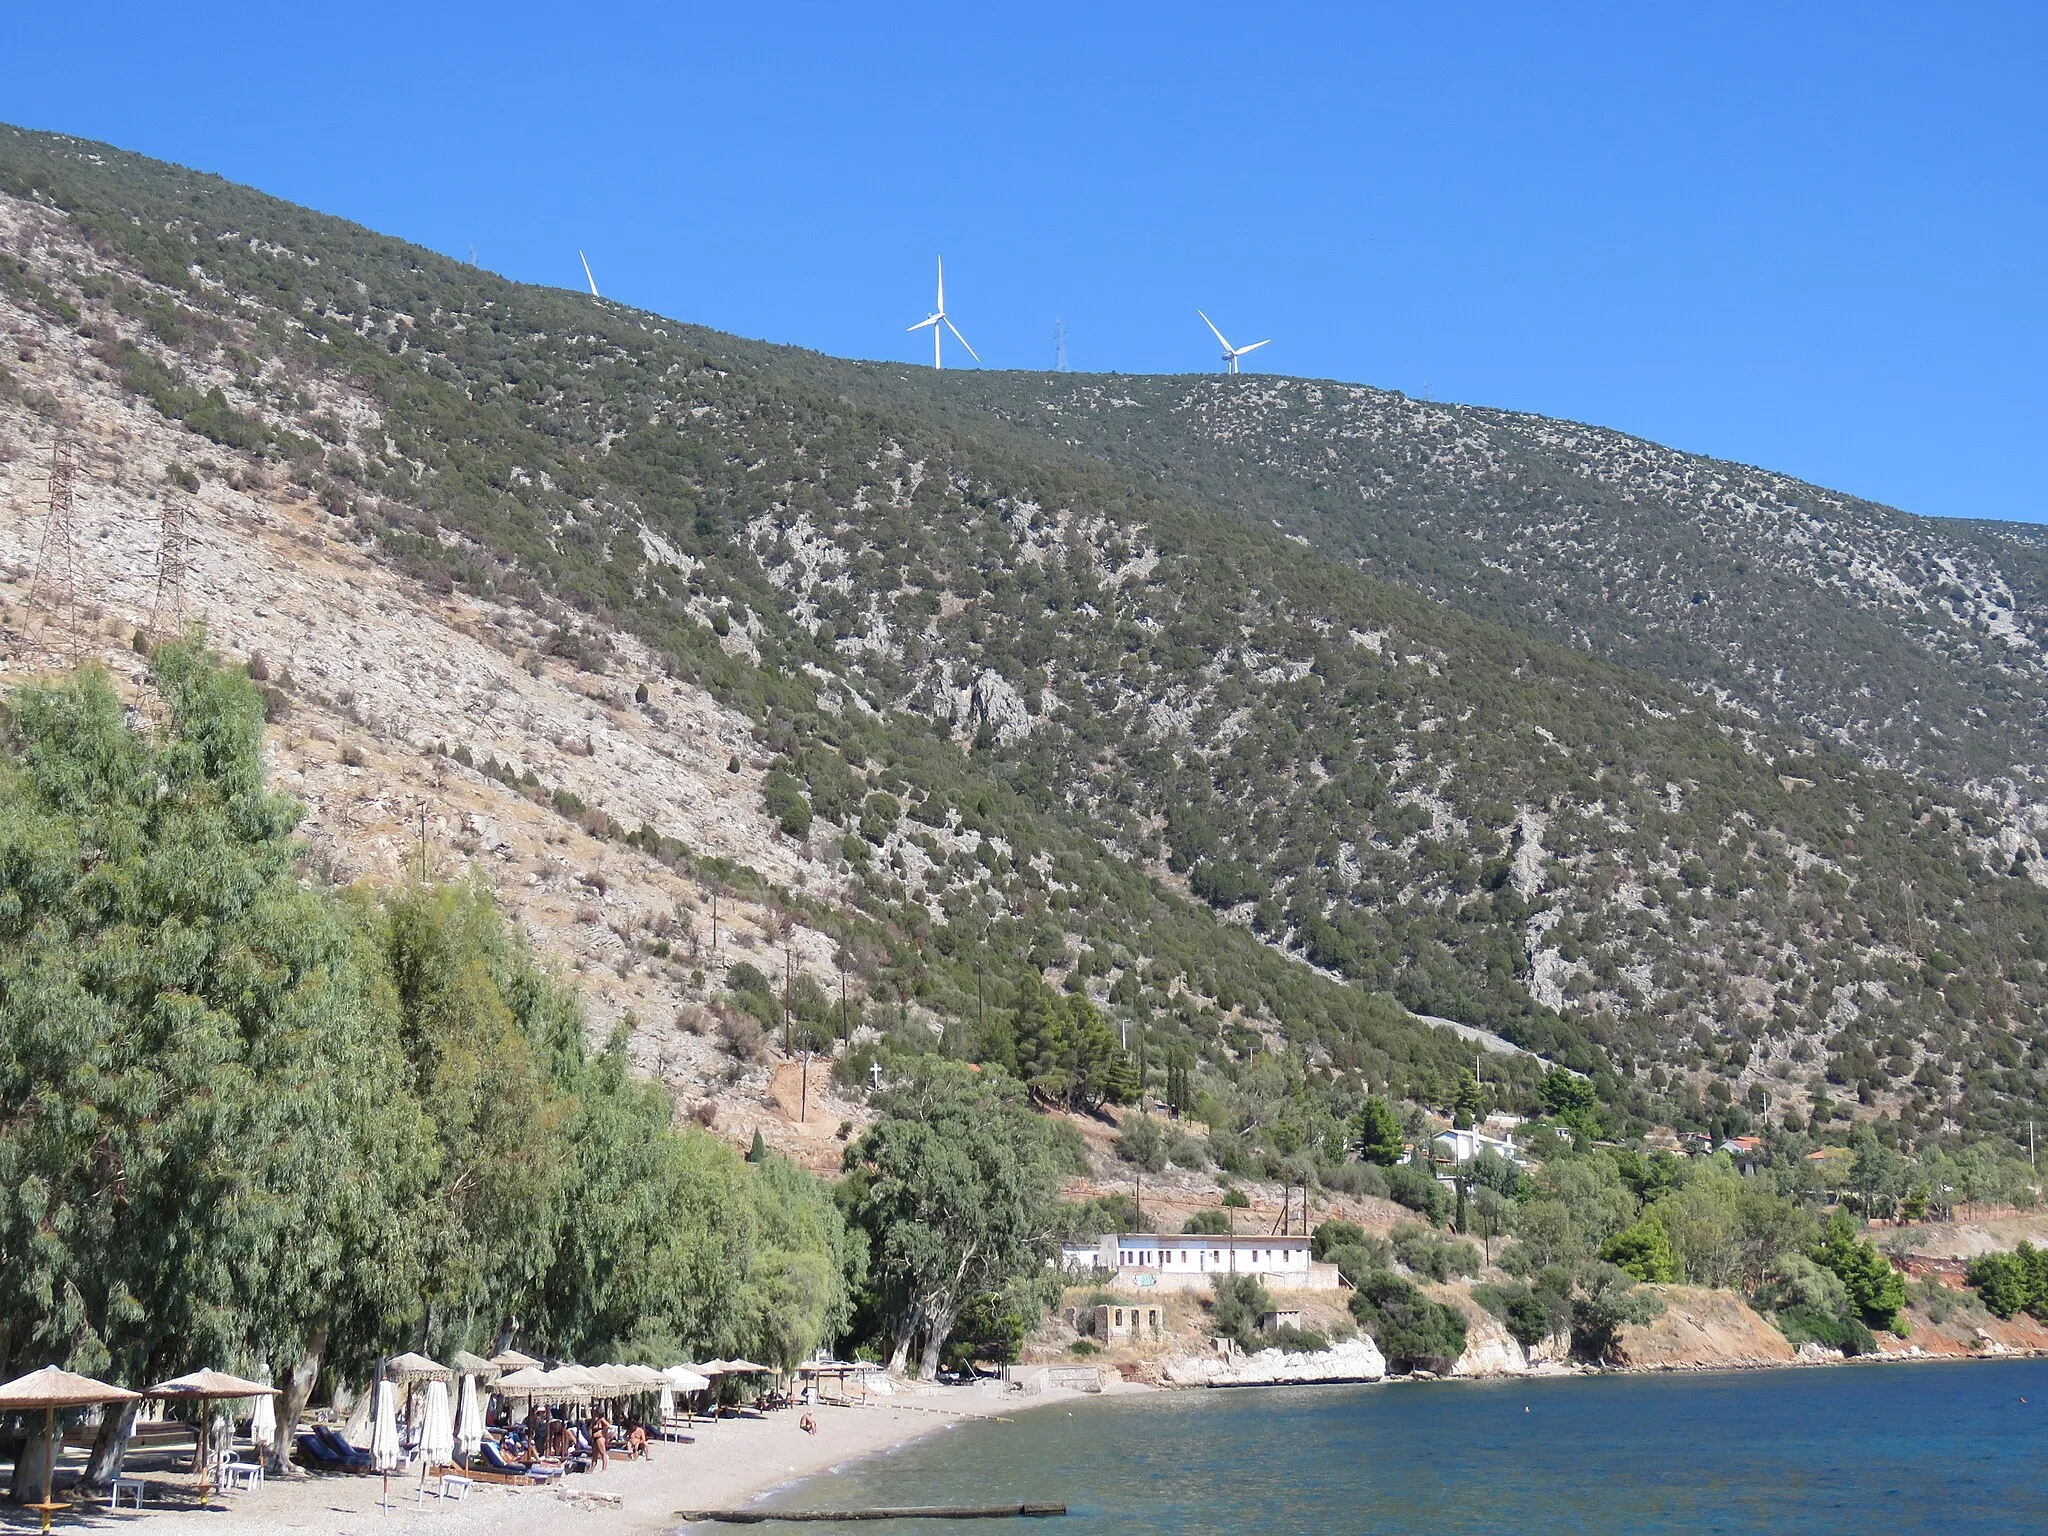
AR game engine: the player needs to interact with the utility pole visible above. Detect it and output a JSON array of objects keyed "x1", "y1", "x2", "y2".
[
  {"x1": 27, "y1": 433, "x2": 81, "y2": 667},
  {"x1": 783, "y1": 937, "x2": 793, "y2": 1056}
]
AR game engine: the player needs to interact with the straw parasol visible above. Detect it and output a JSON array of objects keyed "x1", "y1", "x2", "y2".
[
  {"x1": 448, "y1": 1349, "x2": 499, "y2": 1382},
  {"x1": 383, "y1": 1351, "x2": 452, "y2": 1382},
  {"x1": 494, "y1": 1366, "x2": 589, "y2": 1405},
  {"x1": 488, "y1": 1348, "x2": 543, "y2": 1371},
  {"x1": 148, "y1": 1370, "x2": 281, "y2": 1495},
  {"x1": 665, "y1": 1365, "x2": 711, "y2": 1393},
  {"x1": 723, "y1": 1360, "x2": 771, "y2": 1374},
  {"x1": 0, "y1": 1368, "x2": 141, "y2": 1533}
]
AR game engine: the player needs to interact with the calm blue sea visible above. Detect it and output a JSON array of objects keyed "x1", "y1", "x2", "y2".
[{"x1": 737, "y1": 1359, "x2": 2048, "y2": 1535}]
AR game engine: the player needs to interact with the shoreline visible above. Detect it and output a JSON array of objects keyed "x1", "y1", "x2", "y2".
[{"x1": 88, "y1": 1380, "x2": 1134, "y2": 1536}]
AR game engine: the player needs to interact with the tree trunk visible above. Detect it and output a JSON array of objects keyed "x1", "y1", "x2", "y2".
[
  {"x1": 491, "y1": 1315, "x2": 520, "y2": 1357},
  {"x1": 267, "y1": 1321, "x2": 327, "y2": 1476},
  {"x1": 9, "y1": 1416, "x2": 54, "y2": 1505},
  {"x1": 885, "y1": 1309, "x2": 919, "y2": 1377},
  {"x1": 79, "y1": 1400, "x2": 141, "y2": 1495},
  {"x1": 917, "y1": 1302, "x2": 960, "y2": 1382}
]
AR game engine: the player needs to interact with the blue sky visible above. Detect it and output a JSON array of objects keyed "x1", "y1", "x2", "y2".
[{"x1": 4, "y1": 3, "x2": 2042, "y2": 522}]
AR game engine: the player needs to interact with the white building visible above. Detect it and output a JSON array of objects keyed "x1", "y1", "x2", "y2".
[
  {"x1": 1430, "y1": 1127, "x2": 1525, "y2": 1165},
  {"x1": 1056, "y1": 1233, "x2": 1340, "y2": 1293}
]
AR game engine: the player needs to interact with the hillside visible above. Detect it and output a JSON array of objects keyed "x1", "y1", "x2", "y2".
[
  {"x1": 809, "y1": 366, "x2": 2048, "y2": 801},
  {"x1": 3, "y1": 122, "x2": 2046, "y2": 1157}
]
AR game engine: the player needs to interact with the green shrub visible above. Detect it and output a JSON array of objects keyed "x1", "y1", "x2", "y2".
[
  {"x1": 763, "y1": 767, "x2": 812, "y2": 838},
  {"x1": 1348, "y1": 1269, "x2": 1467, "y2": 1373},
  {"x1": 1599, "y1": 1217, "x2": 1678, "y2": 1283},
  {"x1": 1385, "y1": 1163, "x2": 1448, "y2": 1224},
  {"x1": 1393, "y1": 1223, "x2": 1481, "y2": 1282}
]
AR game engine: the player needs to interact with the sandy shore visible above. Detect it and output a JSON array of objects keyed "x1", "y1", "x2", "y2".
[{"x1": 14, "y1": 1382, "x2": 1147, "y2": 1536}]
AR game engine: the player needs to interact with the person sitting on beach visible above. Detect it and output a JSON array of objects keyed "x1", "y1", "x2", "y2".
[
  {"x1": 624, "y1": 1422, "x2": 649, "y2": 1460},
  {"x1": 799, "y1": 1412, "x2": 817, "y2": 1437}
]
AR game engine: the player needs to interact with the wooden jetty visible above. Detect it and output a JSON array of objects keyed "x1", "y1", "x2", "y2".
[{"x1": 676, "y1": 1502, "x2": 1067, "y2": 1523}]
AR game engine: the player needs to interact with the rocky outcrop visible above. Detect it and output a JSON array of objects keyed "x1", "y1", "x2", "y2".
[
  {"x1": 1614, "y1": 1286, "x2": 1797, "y2": 1369},
  {"x1": 1161, "y1": 1336, "x2": 1386, "y2": 1387},
  {"x1": 1449, "y1": 1305, "x2": 1531, "y2": 1377}
]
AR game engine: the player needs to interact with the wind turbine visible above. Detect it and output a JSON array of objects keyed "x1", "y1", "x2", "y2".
[
  {"x1": 578, "y1": 250, "x2": 600, "y2": 298},
  {"x1": 907, "y1": 257, "x2": 979, "y2": 369},
  {"x1": 1199, "y1": 310, "x2": 1269, "y2": 374}
]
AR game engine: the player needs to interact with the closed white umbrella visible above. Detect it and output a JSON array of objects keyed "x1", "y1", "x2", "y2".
[
  {"x1": 418, "y1": 1380, "x2": 454, "y2": 1469},
  {"x1": 248, "y1": 1390, "x2": 277, "y2": 1462},
  {"x1": 658, "y1": 1383, "x2": 673, "y2": 1422},
  {"x1": 369, "y1": 1379, "x2": 400, "y2": 1509},
  {"x1": 454, "y1": 1374, "x2": 483, "y2": 1463}
]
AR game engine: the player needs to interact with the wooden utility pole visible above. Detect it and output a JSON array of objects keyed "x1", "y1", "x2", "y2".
[{"x1": 783, "y1": 938, "x2": 793, "y2": 1056}]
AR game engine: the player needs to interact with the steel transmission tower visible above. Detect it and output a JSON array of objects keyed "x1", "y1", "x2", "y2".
[
  {"x1": 26, "y1": 433, "x2": 82, "y2": 666},
  {"x1": 150, "y1": 490, "x2": 192, "y2": 641}
]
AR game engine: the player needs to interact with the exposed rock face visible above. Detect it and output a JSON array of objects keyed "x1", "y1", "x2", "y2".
[
  {"x1": 1613, "y1": 1286, "x2": 1797, "y2": 1369},
  {"x1": 1450, "y1": 1306, "x2": 1531, "y2": 1378},
  {"x1": 1160, "y1": 1335, "x2": 1386, "y2": 1387}
]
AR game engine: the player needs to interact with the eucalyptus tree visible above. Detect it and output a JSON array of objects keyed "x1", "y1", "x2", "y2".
[{"x1": 0, "y1": 648, "x2": 433, "y2": 1480}]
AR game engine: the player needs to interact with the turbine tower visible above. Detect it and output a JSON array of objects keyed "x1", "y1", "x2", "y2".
[
  {"x1": 906, "y1": 257, "x2": 978, "y2": 369},
  {"x1": 1198, "y1": 310, "x2": 1270, "y2": 374},
  {"x1": 579, "y1": 250, "x2": 600, "y2": 298}
]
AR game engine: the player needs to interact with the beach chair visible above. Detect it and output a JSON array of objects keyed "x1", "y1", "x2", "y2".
[
  {"x1": 475, "y1": 1437, "x2": 564, "y2": 1483},
  {"x1": 296, "y1": 1426, "x2": 372, "y2": 1472}
]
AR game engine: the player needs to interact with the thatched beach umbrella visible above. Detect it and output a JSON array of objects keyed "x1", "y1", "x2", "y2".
[
  {"x1": 448, "y1": 1350, "x2": 499, "y2": 1383},
  {"x1": 382, "y1": 1352, "x2": 452, "y2": 1382},
  {"x1": 148, "y1": 1369, "x2": 280, "y2": 1496},
  {"x1": 494, "y1": 1366, "x2": 588, "y2": 1406},
  {"x1": 487, "y1": 1348, "x2": 543, "y2": 1371},
  {"x1": 0, "y1": 1367, "x2": 141, "y2": 1533}
]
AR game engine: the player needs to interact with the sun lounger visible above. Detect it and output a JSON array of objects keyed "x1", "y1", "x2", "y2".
[
  {"x1": 295, "y1": 1427, "x2": 371, "y2": 1472},
  {"x1": 474, "y1": 1438, "x2": 564, "y2": 1482}
]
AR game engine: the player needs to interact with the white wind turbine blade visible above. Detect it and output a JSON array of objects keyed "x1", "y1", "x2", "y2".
[
  {"x1": 907, "y1": 315, "x2": 941, "y2": 331},
  {"x1": 943, "y1": 316, "x2": 980, "y2": 362},
  {"x1": 1235, "y1": 339, "x2": 1271, "y2": 356},
  {"x1": 1197, "y1": 309, "x2": 1233, "y2": 352},
  {"x1": 579, "y1": 250, "x2": 599, "y2": 298},
  {"x1": 936, "y1": 256, "x2": 945, "y2": 316}
]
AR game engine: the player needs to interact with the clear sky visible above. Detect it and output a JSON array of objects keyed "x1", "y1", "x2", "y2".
[{"x1": 3, "y1": 3, "x2": 2042, "y2": 522}]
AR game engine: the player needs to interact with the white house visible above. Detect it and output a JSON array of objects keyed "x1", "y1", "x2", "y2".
[
  {"x1": 1056, "y1": 1234, "x2": 1340, "y2": 1293},
  {"x1": 1430, "y1": 1127, "x2": 1525, "y2": 1166}
]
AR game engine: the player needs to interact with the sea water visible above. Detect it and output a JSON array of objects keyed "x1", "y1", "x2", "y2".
[{"x1": 744, "y1": 1358, "x2": 2048, "y2": 1534}]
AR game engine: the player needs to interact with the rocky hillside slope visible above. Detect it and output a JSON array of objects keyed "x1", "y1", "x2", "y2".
[
  {"x1": 832, "y1": 367, "x2": 2048, "y2": 803},
  {"x1": 3, "y1": 123, "x2": 2046, "y2": 1150}
]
